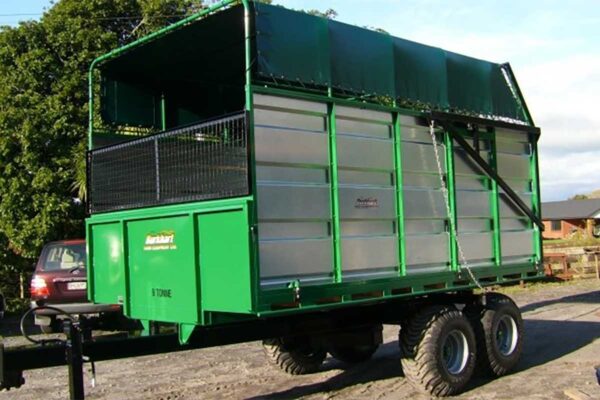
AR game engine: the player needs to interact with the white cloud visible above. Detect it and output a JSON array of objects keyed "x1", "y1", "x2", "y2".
[{"x1": 519, "y1": 55, "x2": 600, "y2": 200}]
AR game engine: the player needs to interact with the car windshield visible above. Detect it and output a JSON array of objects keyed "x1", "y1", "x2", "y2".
[{"x1": 42, "y1": 243, "x2": 86, "y2": 271}]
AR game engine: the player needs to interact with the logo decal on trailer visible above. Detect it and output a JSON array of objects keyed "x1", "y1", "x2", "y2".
[
  {"x1": 355, "y1": 197, "x2": 379, "y2": 209},
  {"x1": 144, "y1": 231, "x2": 177, "y2": 251}
]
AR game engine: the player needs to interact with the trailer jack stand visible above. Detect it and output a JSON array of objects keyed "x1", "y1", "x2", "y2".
[{"x1": 64, "y1": 319, "x2": 85, "y2": 400}]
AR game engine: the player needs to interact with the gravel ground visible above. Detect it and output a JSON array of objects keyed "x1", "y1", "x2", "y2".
[{"x1": 1, "y1": 279, "x2": 599, "y2": 400}]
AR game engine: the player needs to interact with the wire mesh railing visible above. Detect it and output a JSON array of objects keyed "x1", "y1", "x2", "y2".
[{"x1": 88, "y1": 112, "x2": 248, "y2": 214}]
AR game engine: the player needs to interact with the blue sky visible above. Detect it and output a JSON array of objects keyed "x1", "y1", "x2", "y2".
[{"x1": 2, "y1": 0, "x2": 599, "y2": 201}]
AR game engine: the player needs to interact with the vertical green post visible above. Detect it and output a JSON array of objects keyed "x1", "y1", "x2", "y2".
[
  {"x1": 247, "y1": 88, "x2": 260, "y2": 309},
  {"x1": 392, "y1": 110, "x2": 407, "y2": 276},
  {"x1": 444, "y1": 131, "x2": 459, "y2": 272},
  {"x1": 530, "y1": 137, "x2": 543, "y2": 264},
  {"x1": 88, "y1": 66, "x2": 95, "y2": 150},
  {"x1": 242, "y1": 0, "x2": 251, "y2": 110},
  {"x1": 120, "y1": 220, "x2": 131, "y2": 316},
  {"x1": 489, "y1": 129, "x2": 502, "y2": 267},
  {"x1": 241, "y1": 0, "x2": 260, "y2": 308},
  {"x1": 327, "y1": 88, "x2": 342, "y2": 283},
  {"x1": 160, "y1": 93, "x2": 167, "y2": 130}
]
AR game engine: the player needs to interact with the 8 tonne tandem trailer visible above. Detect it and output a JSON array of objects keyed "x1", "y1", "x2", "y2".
[{"x1": 1, "y1": 1, "x2": 543, "y2": 398}]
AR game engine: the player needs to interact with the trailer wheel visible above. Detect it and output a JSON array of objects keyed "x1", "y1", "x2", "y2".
[
  {"x1": 329, "y1": 343, "x2": 379, "y2": 364},
  {"x1": 470, "y1": 293, "x2": 523, "y2": 377},
  {"x1": 400, "y1": 305, "x2": 476, "y2": 397},
  {"x1": 262, "y1": 336, "x2": 326, "y2": 375}
]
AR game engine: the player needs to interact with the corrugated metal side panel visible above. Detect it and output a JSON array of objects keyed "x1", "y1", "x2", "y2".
[
  {"x1": 452, "y1": 134, "x2": 494, "y2": 267},
  {"x1": 254, "y1": 94, "x2": 332, "y2": 287},
  {"x1": 336, "y1": 107, "x2": 398, "y2": 279},
  {"x1": 400, "y1": 117, "x2": 450, "y2": 273},
  {"x1": 496, "y1": 128, "x2": 536, "y2": 264}
]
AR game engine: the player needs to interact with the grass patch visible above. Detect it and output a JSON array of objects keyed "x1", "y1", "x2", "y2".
[{"x1": 544, "y1": 233, "x2": 600, "y2": 248}]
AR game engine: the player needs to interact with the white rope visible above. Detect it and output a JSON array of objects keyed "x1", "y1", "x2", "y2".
[{"x1": 428, "y1": 120, "x2": 485, "y2": 292}]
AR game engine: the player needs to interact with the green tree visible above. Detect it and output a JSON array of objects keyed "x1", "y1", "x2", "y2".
[
  {"x1": 0, "y1": 0, "x2": 205, "y2": 304},
  {"x1": 569, "y1": 194, "x2": 589, "y2": 200}
]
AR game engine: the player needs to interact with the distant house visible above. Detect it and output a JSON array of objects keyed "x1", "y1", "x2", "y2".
[{"x1": 542, "y1": 199, "x2": 600, "y2": 239}]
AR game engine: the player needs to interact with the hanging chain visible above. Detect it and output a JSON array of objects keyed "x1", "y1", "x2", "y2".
[{"x1": 428, "y1": 120, "x2": 486, "y2": 292}]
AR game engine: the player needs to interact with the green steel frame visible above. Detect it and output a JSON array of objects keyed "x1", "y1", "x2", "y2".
[
  {"x1": 444, "y1": 129, "x2": 459, "y2": 272},
  {"x1": 489, "y1": 131, "x2": 503, "y2": 267},
  {"x1": 86, "y1": 1, "x2": 544, "y2": 324},
  {"x1": 392, "y1": 106, "x2": 407, "y2": 276}
]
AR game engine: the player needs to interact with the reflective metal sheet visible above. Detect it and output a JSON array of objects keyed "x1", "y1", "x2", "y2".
[
  {"x1": 254, "y1": 109, "x2": 326, "y2": 132},
  {"x1": 456, "y1": 232, "x2": 493, "y2": 261},
  {"x1": 259, "y1": 238, "x2": 333, "y2": 278},
  {"x1": 255, "y1": 127, "x2": 328, "y2": 166},
  {"x1": 256, "y1": 165, "x2": 328, "y2": 184},
  {"x1": 336, "y1": 106, "x2": 392, "y2": 123},
  {"x1": 254, "y1": 94, "x2": 327, "y2": 115},
  {"x1": 337, "y1": 136, "x2": 394, "y2": 171},
  {"x1": 403, "y1": 173, "x2": 441, "y2": 189},
  {"x1": 499, "y1": 192, "x2": 533, "y2": 218},
  {"x1": 257, "y1": 184, "x2": 330, "y2": 220},
  {"x1": 405, "y1": 233, "x2": 449, "y2": 266},
  {"x1": 402, "y1": 142, "x2": 446, "y2": 173},
  {"x1": 337, "y1": 119, "x2": 391, "y2": 138},
  {"x1": 403, "y1": 189, "x2": 447, "y2": 218},
  {"x1": 404, "y1": 219, "x2": 446, "y2": 234},
  {"x1": 497, "y1": 153, "x2": 530, "y2": 180},
  {"x1": 501, "y1": 230, "x2": 534, "y2": 257},
  {"x1": 457, "y1": 218, "x2": 492, "y2": 233},
  {"x1": 340, "y1": 220, "x2": 395, "y2": 236},
  {"x1": 259, "y1": 222, "x2": 329, "y2": 239},
  {"x1": 339, "y1": 187, "x2": 395, "y2": 219},
  {"x1": 341, "y1": 236, "x2": 399, "y2": 271},
  {"x1": 338, "y1": 170, "x2": 393, "y2": 186},
  {"x1": 456, "y1": 190, "x2": 491, "y2": 218}
]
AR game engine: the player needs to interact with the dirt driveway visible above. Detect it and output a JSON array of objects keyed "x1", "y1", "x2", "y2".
[{"x1": 1, "y1": 279, "x2": 599, "y2": 400}]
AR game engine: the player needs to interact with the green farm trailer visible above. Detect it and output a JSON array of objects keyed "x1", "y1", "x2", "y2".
[{"x1": 1, "y1": 1, "x2": 543, "y2": 398}]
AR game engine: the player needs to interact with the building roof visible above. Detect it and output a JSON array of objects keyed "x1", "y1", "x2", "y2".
[{"x1": 542, "y1": 199, "x2": 600, "y2": 220}]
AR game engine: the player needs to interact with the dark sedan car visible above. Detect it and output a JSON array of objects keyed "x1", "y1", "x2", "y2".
[{"x1": 30, "y1": 239, "x2": 121, "y2": 333}]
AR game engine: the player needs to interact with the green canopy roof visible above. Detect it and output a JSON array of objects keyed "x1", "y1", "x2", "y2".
[
  {"x1": 96, "y1": 2, "x2": 528, "y2": 126},
  {"x1": 253, "y1": 3, "x2": 526, "y2": 121}
]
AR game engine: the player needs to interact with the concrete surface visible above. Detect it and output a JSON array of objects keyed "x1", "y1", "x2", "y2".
[{"x1": 1, "y1": 279, "x2": 599, "y2": 399}]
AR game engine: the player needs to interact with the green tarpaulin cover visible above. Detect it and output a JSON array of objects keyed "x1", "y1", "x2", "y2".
[
  {"x1": 253, "y1": 3, "x2": 525, "y2": 121},
  {"x1": 98, "y1": 2, "x2": 527, "y2": 130}
]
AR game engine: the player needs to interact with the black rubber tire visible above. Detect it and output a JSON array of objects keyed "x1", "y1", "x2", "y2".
[
  {"x1": 469, "y1": 293, "x2": 524, "y2": 377},
  {"x1": 400, "y1": 305, "x2": 477, "y2": 397},
  {"x1": 329, "y1": 343, "x2": 379, "y2": 364},
  {"x1": 263, "y1": 336, "x2": 326, "y2": 375}
]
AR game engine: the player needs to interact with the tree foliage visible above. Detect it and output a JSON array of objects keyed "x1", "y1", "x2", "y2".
[
  {"x1": 569, "y1": 194, "x2": 589, "y2": 200},
  {"x1": 0, "y1": 0, "x2": 206, "y2": 303}
]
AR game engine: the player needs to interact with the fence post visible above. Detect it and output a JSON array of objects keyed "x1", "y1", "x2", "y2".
[{"x1": 155, "y1": 138, "x2": 160, "y2": 201}]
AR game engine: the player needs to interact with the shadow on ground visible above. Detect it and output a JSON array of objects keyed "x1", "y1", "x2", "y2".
[
  {"x1": 519, "y1": 289, "x2": 600, "y2": 314},
  {"x1": 247, "y1": 341, "x2": 404, "y2": 400}
]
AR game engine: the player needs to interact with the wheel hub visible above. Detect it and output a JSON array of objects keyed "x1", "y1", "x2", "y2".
[
  {"x1": 496, "y1": 315, "x2": 518, "y2": 356},
  {"x1": 442, "y1": 330, "x2": 469, "y2": 375}
]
